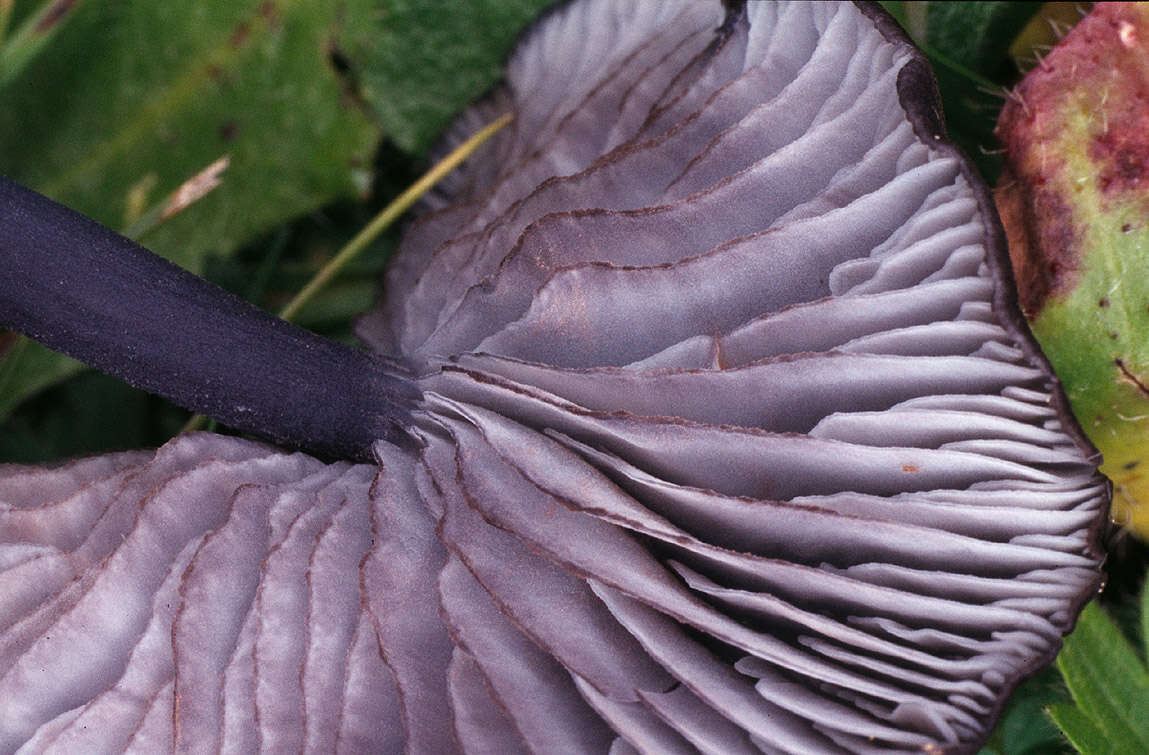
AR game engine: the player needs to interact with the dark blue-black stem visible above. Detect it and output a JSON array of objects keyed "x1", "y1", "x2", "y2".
[{"x1": 0, "y1": 176, "x2": 419, "y2": 461}]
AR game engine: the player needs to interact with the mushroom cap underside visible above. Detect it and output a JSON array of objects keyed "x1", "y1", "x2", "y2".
[{"x1": 0, "y1": 2, "x2": 1109, "y2": 753}]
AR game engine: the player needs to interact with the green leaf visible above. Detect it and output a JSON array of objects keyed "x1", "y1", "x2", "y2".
[
  {"x1": 993, "y1": 4, "x2": 1149, "y2": 537},
  {"x1": 925, "y1": 2, "x2": 1042, "y2": 79},
  {"x1": 0, "y1": 0, "x2": 384, "y2": 424},
  {"x1": 0, "y1": 338, "x2": 84, "y2": 423},
  {"x1": 879, "y1": 3, "x2": 1042, "y2": 182},
  {"x1": 0, "y1": 0, "x2": 379, "y2": 274},
  {"x1": 0, "y1": 0, "x2": 555, "y2": 424},
  {"x1": 345, "y1": 0, "x2": 553, "y2": 155},
  {"x1": 0, "y1": 370, "x2": 182, "y2": 463},
  {"x1": 1047, "y1": 703, "x2": 1113, "y2": 755},
  {"x1": 977, "y1": 666, "x2": 1071, "y2": 755},
  {"x1": 1052, "y1": 601, "x2": 1149, "y2": 753},
  {"x1": 1143, "y1": 577, "x2": 1149, "y2": 664},
  {"x1": 921, "y1": 3, "x2": 1040, "y2": 182}
]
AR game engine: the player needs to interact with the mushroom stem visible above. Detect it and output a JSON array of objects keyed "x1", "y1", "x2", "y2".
[{"x1": 0, "y1": 176, "x2": 419, "y2": 460}]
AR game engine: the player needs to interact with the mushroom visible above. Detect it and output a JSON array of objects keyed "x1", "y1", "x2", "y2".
[{"x1": 0, "y1": 1, "x2": 1109, "y2": 753}]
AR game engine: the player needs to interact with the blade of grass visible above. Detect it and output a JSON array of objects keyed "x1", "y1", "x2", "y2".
[
  {"x1": 245, "y1": 226, "x2": 291, "y2": 304},
  {"x1": 277, "y1": 111, "x2": 512, "y2": 323},
  {"x1": 0, "y1": 0, "x2": 14, "y2": 44},
  {"x1": 0, "y1": 0, "x2": 86, "y2": 87},
  {"x1": 123, "y1": 156, "x2": 231, "y2": 241}
]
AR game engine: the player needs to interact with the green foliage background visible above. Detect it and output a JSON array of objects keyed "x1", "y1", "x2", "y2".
[{"x1": 1, "y1": 2, "x2": 1145, "y2": 752}]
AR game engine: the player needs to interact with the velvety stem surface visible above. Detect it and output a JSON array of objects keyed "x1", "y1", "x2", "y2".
[{"x1": 0, "y1": 176, "x2": 418, "y2": 460}]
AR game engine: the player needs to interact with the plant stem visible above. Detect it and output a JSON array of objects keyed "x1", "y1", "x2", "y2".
[{"x1": 278, "y1": 111, "x2": 513, "y2": 323}]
